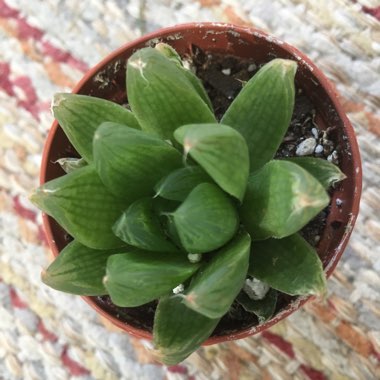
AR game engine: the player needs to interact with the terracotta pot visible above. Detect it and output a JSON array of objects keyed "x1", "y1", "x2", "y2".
[{"x1": 40, "y1": 23, "x2": 362, "y2": 344}]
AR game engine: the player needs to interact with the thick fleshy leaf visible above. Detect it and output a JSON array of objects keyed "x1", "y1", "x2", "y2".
[
  {"x1": 153, "y1": 295, "x2": 220, "y2": 365},
  {"x1": 113, "y1": 198, "x2": 177, "y2": 252},
  {"x1": 42, "y1": 240, "x2": 121, "y2": 296},
  {"x1": 30, "y1": 165, "x2": 129, "y2": 249},
  {"x1": 221, "y1": 59, "x2": 297, "y2": 172},
  {"x1": 284, "y1": 157, "x2": 346, "y2": 189},
  {"x1": 240, "y1": 160, "x2": 330, "y2": 240},
  {"x1": 93, "y1": 122, "x2": 182, "y2": 197},
  {"x1": 154, "y1": 166, "x2": 212, "y2": 202},
  {"x1": 52, "y1": 93, "x2": 139, "y2": 162},
  {"x1": 154, "y1": 42, "x2": 213, "y2": 110},
  {"x1": 174, "y1": 123, "x2": 249, "y2": 201},
  {"x1": 236, "y1": 288, "x2": 278, "y2": 323},
  {"x1": 127, "y1": 48, "x2": 216, "y2": 140},
  {"x1": 249, "y1": 234, "x2": 327, "y2": 296},
  {"x1": 104, "y1": 250, "x2": 200, "y2": 307},
  {"x1": 171, "y1": 183, "x2": 239, "y2": 254},
  {"x1": 55, "y1": 157, "x2": 87, "y2": 173},
  {"x1": 182, "y1": 233, "x2": 251, "y2": 318}
]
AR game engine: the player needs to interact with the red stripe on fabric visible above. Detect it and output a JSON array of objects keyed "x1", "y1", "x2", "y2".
[
  {"x1": 38, "y1": 321, "x2": 58, "y2": 342},
  {"x1": 13, "y1": 195, "x2": 37, "y2": 222},
  {"x1": 300, "y1": 364, "x2": 328, "y2": 380},
  {"x1": 61, "y1": 346, "x2": 91, "y2": 376},
  {"x1": 0, "y1": 62, "x2": 15, "y2": 96},
  {"x1": 167, "y1": 365, "x2": 188, "y2": 374},
  {"x1": 9, "y1": 287, "x2": 28, "y2": 309},
  {"x1": 41, "y1": 41, "x2": 89, "y2": 72},
  {"x1": 362, "y1": 6, "x2": 380, "y2": 21},
  {"x1": 0, "y1": 0, "x2": 88, "y2": 72},
  {"x1": 261, "y1": 331, "x2": 295, "y2": 358}
]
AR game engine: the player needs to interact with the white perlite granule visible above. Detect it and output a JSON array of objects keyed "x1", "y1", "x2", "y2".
[{"x1": 243, "y1": 278, "x2": 270, "y2": 300}]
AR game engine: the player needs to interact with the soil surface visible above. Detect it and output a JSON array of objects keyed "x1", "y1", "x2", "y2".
[{"x1": 95, "y1": 46, "x2": 341, "y2": 336}]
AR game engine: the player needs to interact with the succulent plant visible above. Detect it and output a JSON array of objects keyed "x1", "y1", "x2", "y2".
[{"x1": 31, "y1": 43, "x2": 346, "y2": 364}]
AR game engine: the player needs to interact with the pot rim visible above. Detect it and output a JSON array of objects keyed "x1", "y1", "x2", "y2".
[{"x1": 41, "y1": 22, "x2": 362, "y2": 345}]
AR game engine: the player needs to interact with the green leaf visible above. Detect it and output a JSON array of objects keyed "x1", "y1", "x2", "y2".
[
  {"x1": 240, "y1": 160, "x2": 330, "y2": 240},
  {"x1": 104, "y1": 250, "x2": 200, "y2": 307},
  {"x1": 93, "y1": 122, "x2": 182, "y2": 197},
  {"x1": 171, "y1": 183, "x2": 239, "y2": 254},
  {"x1": 154, "y1": 42, "x2": 213, "y2": 111},
  {"x1": 42, "y1": 240, "x2": 121, "y2": 296},
  {"x1": 154, "y1": 166, "x2": 212, "y2": 202},
  {"x1": 52, "y1": 93, "x2": 140, "y2": 162},
  {"x1": 283, "y1": 157, "x2": 346, "y2": 189},
  {"x1": 113, "y1": 198, "x2": 177, "y2": 252},
  {"x1": 55, "y1": 157, "x2": 87, "y2": 173},
  {"x1": 127, "y1": 48, "x2": 216, "y2": 140},
  {"x1": 182, "y1": 233, "x2": 251, "y2": 319},
  {"x1": 236, "y1": 288, "x2": 278, "y2": 323},
  {"x1": 221, "y1": 59, "x2": 297, "y2": 172},
  {"x1": 30, "y1": 165, "x2": 129, "y2": 249},
  {"x1": 249, "y1": 234, "x2": 327, "y2": 296},
  {"x1": 153, "y1": 295, "x2": 220, "y2": 365},
  {"x1": 174, "y1": 123, "x2": 249, "y2": 201}
]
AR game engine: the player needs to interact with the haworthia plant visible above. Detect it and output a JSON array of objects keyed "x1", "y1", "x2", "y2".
[{"x1": 31, "y1": 43, "x2": 347, "y2": 365}]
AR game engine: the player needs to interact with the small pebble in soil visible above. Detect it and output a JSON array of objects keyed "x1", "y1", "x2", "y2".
[
  {"x1": 296, "y1": 137, "x2": 317, "y2": 156},
  {"x1": 336, "y1": 198, "x2": 343, "y2": 207},
  {"x1": 221, "y1": 68, "x2": 231, "y2": 75},
  {"x1": 315, "y1": 144, "x2": 324, "y2": 154},
  {"x1": 243, "y1": 278, "x2": 270, "y2": 300},
  {"x1": 327, "y1": 150, "x2": 339, "y2": 164},
  {"x1": 248, "y1": 63, "x2": 256, "y2": 72},
  {"x1": 311, "y1": 127, "x2": 319, "y2": 139},
  {"x1": 172, "y1": 284, "x2": 184, "y2": 294}
]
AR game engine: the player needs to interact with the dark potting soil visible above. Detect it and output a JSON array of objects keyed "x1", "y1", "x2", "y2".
[{"x1": 95, "y1": 46, "x2": 341, "y2": 336}]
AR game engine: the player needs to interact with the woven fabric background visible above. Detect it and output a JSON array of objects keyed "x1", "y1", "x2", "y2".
[{"x1": 0, "y1": 0, "x2": 379, "y2": 379}]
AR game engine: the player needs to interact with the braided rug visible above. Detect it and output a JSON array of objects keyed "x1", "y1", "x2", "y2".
[{"x1": 0, "y1": 0, "x2": 379, "y2": 379}]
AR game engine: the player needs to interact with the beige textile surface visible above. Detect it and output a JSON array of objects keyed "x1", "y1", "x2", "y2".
[{"x1": 0, "y1": 0, "x2": 379, "y2": 379}]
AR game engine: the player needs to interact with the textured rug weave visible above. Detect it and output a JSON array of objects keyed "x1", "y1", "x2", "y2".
[{"x1": 0, "y1": 0, "x2": 379, "y2": 379}]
